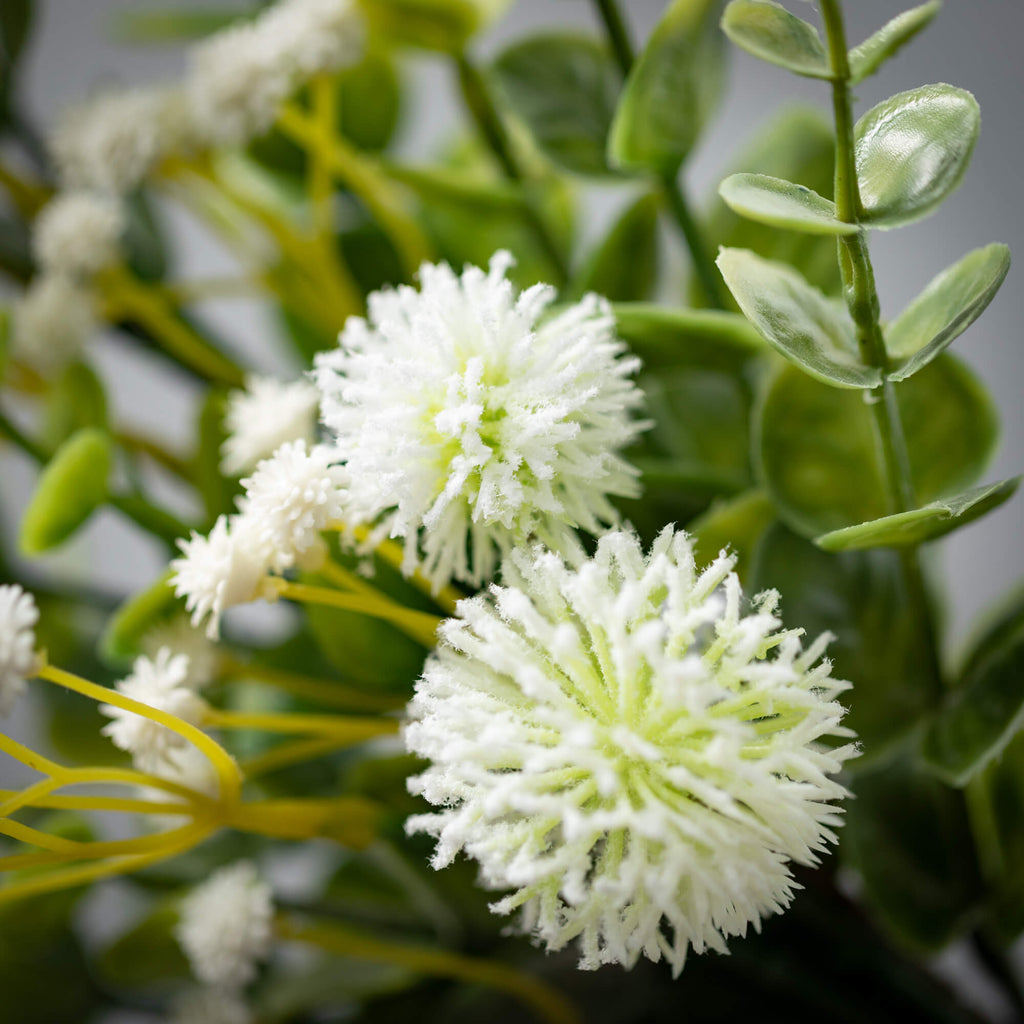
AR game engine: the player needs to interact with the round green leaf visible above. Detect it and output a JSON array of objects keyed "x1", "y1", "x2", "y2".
[
  {"x1": 815, "y1": 476, "x2": 1021, "y2": 551},
  {"x1": 44, "y1": 360, "x2": 108, "y2": 450},
  {"x1": 849, "y1": 2, "x2": 942, "y2": 85},
  {"x1": 359, "y1": 0, "x2": 500, "y2": 53},
  {"x1": 887, "y1": 243, "x2": 1011, "y2": 381},
  {"x1": 855, "y1": 84, "x2": 980, "y2": 229},
  {"x1": 758, "y1": 354, "x2": 998, "y2": 537},
  {"x1": 572, "y1": 192, "x2": 660, "y2": 300},
  {"x1": 493, "y1": 33, "x2": 619, "y2": 178},
  {"x1": 717, "y1": 247, "x2": 879, "y2": 387},
  {"x1": 608, "y1": 0, "x2": 727, "y2": 174},
  {"x1": 19, "y1": 428, "x2": 112, "y2": 555},
  {"x1": 721, "y1": 0, "x2": 831, "y2": 78},
  {"x1": 719, "y1": 173, "x2": 858, "y2": 236},
  {"x1": 689, "y1": 488, "x2": 774, "y2": 581}
]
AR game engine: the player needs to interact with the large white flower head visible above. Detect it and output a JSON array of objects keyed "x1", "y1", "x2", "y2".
[
  {"x1": 51, "y1": 85, "x2": 193, "y2": 194},
  {"x1": 0, "y1": 584, "x2": 39, "y2": 717},
  {"x1": 171, "y1": 515, "x2": 270, "y2": 639},
  {"x1": 12, "y1": 274, "x2": 95, "y2": 370},
  {"x1": 176, "y1": 861, "x2": 274, "y2": 990},
  {"x1": 315, "y1": 252, "x2": 647, "y2": 591},
  {"x1": 32, "y1": 192, "x2": 125, "y2": 279},
  {"x1": 405, "y1": 528, "x2": 857, "y2": 975},
  {"x1": 238, "y1": 440, "x2": 348, "y2": 573},
  {"x1": 187, "y1": 0, "x2": 363, "y2": 147},
  {"x1": 221, "y1": 374, "x2": 320, "y2": 476},
  {"x1": 101, "y1": 649, "x2": 208, "y2": 771}
]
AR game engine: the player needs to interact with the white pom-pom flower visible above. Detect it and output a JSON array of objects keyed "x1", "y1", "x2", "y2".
[
  {"x1": 51, "y1": 85, "x2": 193, "y2": 194},
  {"x1": 405, "y1": 528, "x2": 857, "y2": 976},
  {"x1": 142, "y1": 615, "x2": 223, "y2": 692},
  {"x1": 12, "y1": 275, "x2": 95, "y2": 370},
  {"x1": 101, "y1": 649, "x2": 208, "y2": 771},
  {"x1": 0, "y1": 584, "x2": 39, "y2": 717},
  {"x1": 221, "y1": 374, "x2": 320, "y2": 476},
  {"x1": 238, "y1": 440, "x2": 348, "y2": 573},
  {"x1": 176, "y1": 861, "x2": 274, "y2": 990},
  {"x1": 169, "y1": 988, "x2": 251, "y2": 1024},
  {"x1": 187, "y1": 0, "x2": 363, "y2": 146},
  {"x1": 32, "y1": 192, "x2": 125, "y2": 279},
  {"x1": 315, "y1": 252, "x2": 647, "y2": 591},
  {"x1": 171, "y1": 515, "x2": 270, "y2": 639}
]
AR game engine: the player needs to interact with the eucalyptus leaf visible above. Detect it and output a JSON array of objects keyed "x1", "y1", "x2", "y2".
[
  {"x1": 922, "y1": 593, "x2": 1024, "y2": 787},
  {"x1": 816, "y1": 477, "x2": 1020, "y2": 552},
  {"x1": 613, "y1": 303, "x2": 764, "y2": 371},
  {"x1": 856, "y1": 84, "x2": 980, "y2": 229},
  {"x1": 758, "y1": 354, "x2": 997, "y2": 537},
  {"x1": 19, "y1": 428, "x2": 111, "y2": 555},
  {"x1": 720, "y1": 0, "x2": 830, "y2": 78},
  {"x1": 99, "y1": 571, "x2": 178, "y2": 665},
  {"x1": 719, "y1": 173, "x2": 857, "y2": 236},
  {"x1": 887, "y1": 243, "x2": 1010, "y2": 381},
  {"x1": 360, "y1": 0, "x2": 496, "y2": 53},
  {"x1": 43, "y1": 360, "x2": 108, "y2": 450},
  {"x1": 751, "y1": 524, "x2": 936, "y2": 755},
  {"x1": 573, "y1": 192, "x2": 660, "y2": 300},
  {"x1": 608, "y1": 0, "x2": 727, "y2": 174},
  {"x1": 493, "y1": 33, "x2": 619, "y2": 178},
  {"x1": 694, "y1": 106, "x2": 840, "y2": 306},
  {"x1": 717, "y1": 247, "x2": 878, "y2": 387},
  {"x1": 849, "y1": 2, "x2": 942, "y2": 85},
  {"x1": 842, "y1": 741, "x2": 984, "y2": 950}
]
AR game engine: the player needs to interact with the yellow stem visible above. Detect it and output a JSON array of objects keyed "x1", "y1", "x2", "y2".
[
  {"x1": 278, "y1": 916, "x2": 582, "y2": 1024},
  {"x1": 221, "y1": 657, "x2": 403, "y2": 713},
  {"x1": 0, "y1": 821, "x2": 216, "y2": 905},
  {"x1": 318, "y1": 557, "x2": 381, "y2": 599},
  {"x1": 100, "y1": 265, "x2": 246, "y2": 387},
  {"x1": 0, "y1": 789, "x2": 192, "y2": 816},
  {"x1": 226, "y1": 796, "x2": 380, "y2": 847},
  {"x1": 35, "y1": 663, "x2": 243, "y2": 805},
  {"x1": 58, "y1": 766, "x2": 216, "y2": 804},
  {"x1": 270, "y1": 577, "x2": 441, "y2": 648},
  {"x1": 205, "y1": 706, "x2": 398, "y2": 742},
  {"x1": 277, "y1": 103, "x2": 433, "y2": 278},
  {"x1": 0, "y1": 731, "x2": 65, "y2": 777},
  {"x1": 159, "y1": 275, "x2": 264, "y2": 304},
  {"x1": 0, "y1": 777, "x2": 63, "y2": 820},
  {"x1": 0, "y1": 818, "x2": 83, "y2": 854},
  {"x1": 310, "y1": 73, "x2": 339, "y2": 244},
  {"x1": 240, "y1": 736, "x2": 353, "y2": 778},
  {"x1": 115, "y1": 429, "x2": 191, "y2": 479}
]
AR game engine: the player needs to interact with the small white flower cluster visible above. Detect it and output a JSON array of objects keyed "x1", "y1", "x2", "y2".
[
  {"x1": 32, "y1": 191, "x2": 125, "y2": 279},
  {"x1": 405, "y1": 528, "x2": 857, "y2": 975},
  {"x1": 221, "y1": 374, "x2": 320, "y2": 476},
  {"x1": 143, "y1": 615, "x2": 224, "y2": 692},
  {"x1": 176, "y1": 861, "x2": 274, "y2": 990},
  {"x1": 100, "y1": 648, "x2": 208, "y2": 772},
  {"x1": 0, "y1": 584, "x2": 39, "y2": 717},
  {"x1": 187, "y1": 0, "x2": 364, "y2": 146},
  {"x1": 315, "y1": 251, "x2": 647, "y2": 592},
  {"x1": 172, "y1": 440, "x2": 347, "y2": 638}
]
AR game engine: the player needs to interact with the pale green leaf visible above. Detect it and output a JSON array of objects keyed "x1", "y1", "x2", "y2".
[
  {"x1": 573, "y1": 192, "x2": 660, "y2": 300},
  {"x1": 719, "y1": 173, "x2": 857, "y2": 235},
  {"x1": 721, "y1": 0, "x2": 830, "y2": 78},
  {"x1": 856, "y1": 84, "x2": 980, "y2": 229},
  {"x1": 690, "y1": 489, "x2": 774, "y2": 581},
  {"x1": 887, "y1": 243, "x2": 1011, "y2": 381},
  {"x1": 717, "y1": 247, "x2": 878, "y2": 387},
  {"x1": 849, "y1": 2, "x2": 942, "y2": 85}
]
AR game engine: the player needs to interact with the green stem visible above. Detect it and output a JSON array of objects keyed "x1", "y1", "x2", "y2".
[
  {"x1": 661, "y1": 171, "x2": 728, "y2": 309},
  {"x1": 593, "y1": 0, "x2": 634, "y2": 76},
  {"x1": 453, "y1": 54, "x2": 571, "y2": 287},
  {"x1": 820, "y1": 0, "x2": 943, "y2": 693}
]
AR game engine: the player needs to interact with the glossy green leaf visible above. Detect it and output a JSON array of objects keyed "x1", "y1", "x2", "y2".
[
  {"x1": 573, "y1": 193, "x2": 660, "y2": 300},
  {"x1": 338, "y1": 49, "x2": 402, "y2": 153},
  {"x1": 717, "y1": 248, "x2": 878, "y2": 387},
  {"x1": 695, "y1": 106, "x2": 840, "y2": 306},
  {"x1": 43, "y1": 360, "x2": 108, "y2": 450},
  {"x1": 849, "y1": 2, "x2": 942, "y2": 85},
  {"x1": 122, "y1": 189, "x2": 169, "y2": 283},
  {"x1": 887, "y1": 243, "x2": 1011, "y2": 381},
  {"x1": 719, "y1": 173, "x2": 857, "y2": 236},
  {"x1": 608, "y1": 0, "x2": 727, "y2": 174},
  {"x1": 856, "y1": 85, "x2": 980, "y2": 229},
  {"x1": 842, "y1": 741, "x2": 983, "y2": 950},
  {"x1": 690, "y1": 489, "x2": 774, "y2": 580},
  {"x1": 112, "y1": 8, "x2": 242, "y2": 43},
  {"x1": 759, "y1": 354, "x2": 998, "y2": 537},
  {"x1": 100, "y1": 571, "x2": 178, "y2": 664},
  {"x1": 751, "y1": 524, "x2": 935, "y2": 754},
  {"x1": 613, "y1": 303, "x2": 764, "y2": 371},
  {"x1": 493, "y1": 34, "x2": 619, "y2": 177},
  {"x1": 816, "y1": 477, "x2": 1020, "y2": 552},
  {"x1": 19, "y1": 428, "x2": 111, "y2": 555},
  {"x1": 360, "y1": 0, "x2": 500, "y2": 53},
  {"x1": 721, "y1": 0, "x2": 830, "y2": 78},
  {"x1": 922, "y1": 593, "x2": 1024, "y2": 787}
]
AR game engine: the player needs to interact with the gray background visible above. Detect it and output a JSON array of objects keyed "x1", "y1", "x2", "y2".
[{"x1": 2, "y1": 2, "x2": 1024, "y2": 1020}]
